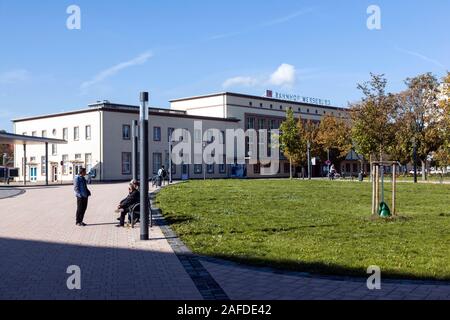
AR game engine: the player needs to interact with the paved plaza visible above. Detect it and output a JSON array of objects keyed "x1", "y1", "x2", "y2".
[{"x1": 0, "y1": 183, "x2": 449, "y2": 300}]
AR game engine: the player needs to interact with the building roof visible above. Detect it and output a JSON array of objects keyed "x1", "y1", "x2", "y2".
[
  {"x1": 0, "y1": 132, "x2": 68, "y2": 145},
  {"x1": 345, "y1": 149, "x2": 364, "y2": 161},
  {"x1": 170, "y1": 92, "x2": 348, "y2": 111},
  {"x1": 12, "y1": 102, "x2": 240, "y2": 123}
]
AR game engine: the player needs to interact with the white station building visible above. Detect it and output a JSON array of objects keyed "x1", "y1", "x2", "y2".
[{"x1": 12, "y1": 92, "x2": 349, "y2": 183}]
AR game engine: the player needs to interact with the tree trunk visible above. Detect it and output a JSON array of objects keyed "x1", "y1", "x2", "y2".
[
  {"x1": 421, "y1": 160, "x2": 427, "y2": 181},
  {"x1": 289, "y1": 159, "x2": 292, "y2": 180}
]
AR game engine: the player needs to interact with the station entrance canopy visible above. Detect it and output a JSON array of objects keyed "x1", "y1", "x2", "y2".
[{"x1": 0, "y1": 132, "x2": 67, "y2": 185}]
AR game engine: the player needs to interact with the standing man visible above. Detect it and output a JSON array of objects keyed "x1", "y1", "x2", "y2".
[
  {"x1": 157, "y1": 166, "x2": 167, "y2": 187},
  {"x1": 74, "y1": 168, "x2": 91, "y2": 226}
]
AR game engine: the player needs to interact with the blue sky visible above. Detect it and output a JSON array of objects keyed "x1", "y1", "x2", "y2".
[{"x1": 0, "y1": 0, "x2": 449, "y2": 130}]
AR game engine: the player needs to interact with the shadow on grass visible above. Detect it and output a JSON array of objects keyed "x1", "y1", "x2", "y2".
[
  {"x1": 178, "y1": 224, "x2": 340, "y2": 237},
  {"x1": 164, "y1": 216, "x2": 196, "y2": 225}
]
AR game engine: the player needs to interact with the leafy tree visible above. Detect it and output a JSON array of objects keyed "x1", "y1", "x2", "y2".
[
  {"x1": 296, "y1": 118, "x2": 320, "y2": 175},
  {"x1": 0, "y1": 129, "x2": 13, "y2": 166},
  {"x1": 279, "y1": 109, "x2": 303, "y2": 179},
  {"x1": 434, "y1": 72, "x2": 450, "y2": 171},
  {"x1": 400, "y1": 73, "x2": 442, "y2": 180},
  {"x1": 316, "y1": 114, "x2": 353, "y2": 162},
  {"x1": 350, "y1": 73, "x2": 397, "y2": 162},
  {"x1": 389, "y1": 92, "x2": 415, "y2": 168}
]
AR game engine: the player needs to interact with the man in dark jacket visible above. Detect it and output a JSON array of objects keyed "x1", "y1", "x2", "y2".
[
  {"x1": 74, "y1": 168, "x2": 91, "y2": 226},
  {"x1": 116, "y1": 180, "x2": 140, "y2": 227}
]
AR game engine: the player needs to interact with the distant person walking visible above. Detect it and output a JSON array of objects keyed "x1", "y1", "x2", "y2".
[
  {"x1": 74, "y1": 168, "x2": 91, "y2": 226},
  {"x1": 329, "y1": 164, "x2": 337, "y2": 180},
  {"x1": 157, "y1": 166, "x2": 167, "y2": 187}
]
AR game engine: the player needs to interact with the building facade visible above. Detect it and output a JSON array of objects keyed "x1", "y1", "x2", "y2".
[{"x1": 12, "y1": 92, "x2": 349, "y2": 183}]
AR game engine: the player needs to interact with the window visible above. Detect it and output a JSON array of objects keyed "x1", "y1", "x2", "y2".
[
  {"x1": 62, "y1": 155, "x2": 69, "y2": 175},
  {"x1": 85, "y1": 125, "x2": 91, "y2": 140},
  {"x1": 52, "y1": 129, "x2": 57, "y2": 136},
  {"x1": 258, "y1": 119, "x2": 266, "y2": 130},
  {"x1": 280, "y1": 105, "x2": 283, "y2": 110},
  {"x1": 206, "y1": 129, "x2": 214, "y2": 143},
  {"x1": 22, "y1": 132, "x2": 27, "y2": 136},
  {"x1": 122, "y1": 125, "x2": 131, "y2": 140},
  {"x1": 260, "y1": 103, "x2": 263, "y2": 108},
  {"x1": 153, "y1": 127, "x2": 161, "y2": 141},
  {"x1": 168, "y1": 128, "x2": 175, "y2": 142},
  {"x1": 249, "y1": 101, "x2": 253, "y2": 106},
  {"x1": 269, "y1": 120, "x2": 277, "y2": 130},
  {"x1": 207, "y1": 164, "x2": 214, "y2": 174},
  {"x1": 152, "y1": 153, "x2": 162, "y2": 175},
  {"x1": 219, "y1": 162, "x2": 226, "y2": 174},
  {"x1": 220, "y1": 131, "x2": 225, "y2": 144},
  {"x1": 74, "y1": 127, "x2": 79, "y2": 141},
  {"x1": 171, "y1": 164, "x2": 176, "y2": 175},
  {"x1": 85, "y1": 153, "x2": 92, "y2": 172},
  {"x1": 74, "y1": 154, "x2": 82, "y2": 175},
  {"x1": 32, "y1": 131, "x2": 37, "y2": 137},
  {"x1": 194, "y1": 129, "x2": 202, "y2": 143},
  {"x1": 194, "y1": 164, "x2": 202, "y2": 174},
  {"x1": 246, "y1": 117, "x2": 255, "y2": 130},
  {"x1": 315, "y1": 110, "x2": 318, "y2": 114},
  {"x1": 52, "y1": 144, "x2": 57, "y2": 156},
  {"x1": 254, "y1": 164, "x2": 261, "y2": 174},
  {"x1": 41, "y1": 130, "x2": 47, "y2": 138},
  {"x1": 122, "y1": 152, "x2": 132, "y2": 175},
  {"x1": 270, "y1": 104, "x2": 273, "y2": 109},
  {"x1": 307, "y1": 109, "x2": 310, "y2": 113},
  {"x1": 63, "y1": 128, "x2": 68, "y2": 141},
  {"x1": 298, "y1": 108, "x2": 302, "y2": 112},
  {"x1": 41, "y1": 156, "x2": 46, "y2": 176},
  {"x1": 180, "y1": 128, "x2": 189, "y2": 142}
]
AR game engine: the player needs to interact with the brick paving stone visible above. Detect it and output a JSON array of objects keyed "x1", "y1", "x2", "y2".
[
  {"x1": 0, "y1": 183, "x2": 202, "y2": 300},
  {"x1": 200, "y1": 259, "x2": 450, "y2": 300}
]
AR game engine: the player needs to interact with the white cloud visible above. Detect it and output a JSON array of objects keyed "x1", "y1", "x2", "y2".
[
  {"x1": 223, "y1": 76, "x2": 259, "y2": 88},
  {"x1": 208, "y1": 7, "x2": 315, "y2": 41},
  {"x1": 0, "y1": 69, "x2": 31, "y2": 84},
  {"x1": 222, "y1": 64, "x2": 297, "y2": 89},
  {"x1": 81, "y1": 51, "x2": 153, "y2": 90},
  {"x1": 396, "y1": 48, "x2": 446, "y2": 69},
  {"x1": 269, "y1": 63, "x2": 296, "y2": 87},
  {"x1": 262, "y1": 8, "x2": 315, "y2": 27}
]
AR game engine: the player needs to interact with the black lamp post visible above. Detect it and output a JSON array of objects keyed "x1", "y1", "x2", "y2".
[
  {"x1": 413, "y1": 137, "x2": 418, "y2": 184},
  {"x1": 139, "y1": 92, "x2": 150, "y2": 241}
]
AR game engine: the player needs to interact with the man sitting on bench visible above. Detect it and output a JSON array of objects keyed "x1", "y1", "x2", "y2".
[{"x1": 115, "y1": 180, "x2": 140, "y2": 228}]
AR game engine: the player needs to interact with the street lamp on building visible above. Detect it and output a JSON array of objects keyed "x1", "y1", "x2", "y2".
[
  {"x1": 413, "y1": 137, "x2": 418, "y2": 184},
  {"x1": 168, "y1": 131, "x2": 174, "y2": 184},
  {"x1": 202, "y1": 141, "x2": 207, "y2": 180},
  {"x1": 307, "y1": 141, "x2": 312, "y2": 180}
]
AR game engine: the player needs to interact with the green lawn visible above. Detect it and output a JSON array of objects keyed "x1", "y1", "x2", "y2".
[{"x1": 156, "y1": 179, "x2": 450, "y2": 280}]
